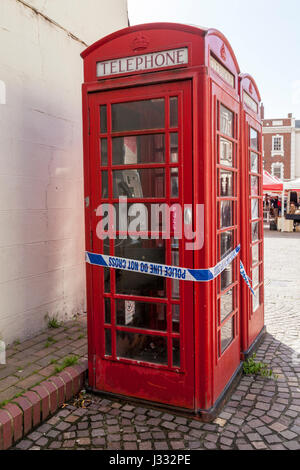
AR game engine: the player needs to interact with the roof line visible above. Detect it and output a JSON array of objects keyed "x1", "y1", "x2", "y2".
[{"x1": 16, "y1": 0, "x2": 89, "y2": 47}]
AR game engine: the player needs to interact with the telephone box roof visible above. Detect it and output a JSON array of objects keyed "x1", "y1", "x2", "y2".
[{"x1": 81, "y1": 22, "x2": 240, "y2": 73}]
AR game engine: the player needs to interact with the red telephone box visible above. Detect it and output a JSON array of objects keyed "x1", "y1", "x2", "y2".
[
  {"x1": 239, "y1": 75, "x2": 265, "y2": 356},
  {"x1": 81, "y1": 23, "x2": 265, "y2": 420}
]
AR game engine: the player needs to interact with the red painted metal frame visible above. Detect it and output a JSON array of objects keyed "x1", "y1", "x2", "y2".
[
  {"x1": 239, "y1": 74, "x2": 264, "y2": 354},
  {"x1": 81, "y1": 23, "x2": 262, "y2": 414}
]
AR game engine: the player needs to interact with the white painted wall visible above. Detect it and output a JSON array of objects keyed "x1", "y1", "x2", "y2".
[{"x1": 0, "y1": 0, "x2": 128, "y2": 345}]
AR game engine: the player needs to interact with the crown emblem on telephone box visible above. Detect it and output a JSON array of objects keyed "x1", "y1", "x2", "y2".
[
  {"x1": 220, "y1": 43, "x2": 227, "y2": 61},
  {"x1": 131, "y1": 34, "x2": 150, "y2": 51}
]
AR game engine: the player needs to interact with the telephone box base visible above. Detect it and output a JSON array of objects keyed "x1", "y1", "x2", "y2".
[
  {"x1": 241, "y1": 326, "x2": 267, "y2": 361},
  {"x1": 85, "y1": 363, "x2": 244, "y2": 423}
]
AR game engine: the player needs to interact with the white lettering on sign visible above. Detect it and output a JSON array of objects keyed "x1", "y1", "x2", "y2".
[
  {"x1": 210, "y1": 55, "x2": 235, "y2": 88},
  {"x1": 96, "y1": 48, "x2": 188, "y2": 78},
  {"x1": 244, "y1": 92, "x2": 258, "y2": 113}
]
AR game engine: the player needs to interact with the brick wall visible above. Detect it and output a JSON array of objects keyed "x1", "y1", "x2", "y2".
[{"x1": 263, "y1": 131, "x2": 292, "y2": 179}]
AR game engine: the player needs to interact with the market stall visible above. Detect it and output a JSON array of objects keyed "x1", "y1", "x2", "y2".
[
  {"x1": 283, "y1": 178, "x2": 300, "y2": 232},
  {"x1": 262, "y1": 171, "x2": 283, "y2": 225},
  {"x1": 263, "y1": 172, "x2": 300, "y2": 232}
]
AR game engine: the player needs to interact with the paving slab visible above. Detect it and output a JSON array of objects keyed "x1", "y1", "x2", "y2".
[{"x1": 0, "y1": 314, "x2": 87, "y2": 407}]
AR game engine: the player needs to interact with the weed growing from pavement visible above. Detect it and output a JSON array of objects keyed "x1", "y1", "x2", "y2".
[
  {"x1": 0, "y1": 391, "x2": 24, "y2": 409},
  {"x1": 45, "y1": 337, "x2": 57, "y2": 348},
  {"x1": 243, "y1": 353, "x2": 278, "y2": 380},
  {"x1": 0, "y1": 399, "x2": 9, "y2": 408},
  {"x1": 46, "y1": 315, "x2": 62, "y2": 329},
  {"x1": 54, "y1": 355, "x2": 79, "y2": 373}
]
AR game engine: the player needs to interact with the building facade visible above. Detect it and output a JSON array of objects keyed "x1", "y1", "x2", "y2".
[
  {"x1": 0, "y1": 0, "x2": 128, "y2": 345},
  {"x1": 295, "y1": 120, "x2": 300, "y2": 178},
  {"x1": 262, "y1": 113, "x2": 300, "y2": 180}
]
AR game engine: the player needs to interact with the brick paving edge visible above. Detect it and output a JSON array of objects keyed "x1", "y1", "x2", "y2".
[{"x1": 0, "y1": 359, "x2": 88, "y2": 450}]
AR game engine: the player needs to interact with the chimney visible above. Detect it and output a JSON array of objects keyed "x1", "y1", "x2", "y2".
[
  {"x1": 260, "y1": 103, "x2": 265, "y2": 120},
  {"x1": 288, "y1": 113, "x2": 293, "y2": 118}
]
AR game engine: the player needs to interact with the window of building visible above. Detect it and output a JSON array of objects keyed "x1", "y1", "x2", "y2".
[
  {"x1": 271, "y1": 162, "x2": 284, "y2": 180},
  {"x1": 272, "y1": 135, "x2": 284, "y2": 155}
]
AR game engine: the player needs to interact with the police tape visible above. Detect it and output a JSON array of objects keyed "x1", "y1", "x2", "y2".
[
  {"x1": 240, "y1": 261, "x2": 255, "y2": 296},
  {"x1": 86, "y1": 245, "x2": 241, "y2": 283}
]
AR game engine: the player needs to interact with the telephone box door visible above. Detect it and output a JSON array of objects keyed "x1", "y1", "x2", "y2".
[
  {"x1": 211, "y1": 82, "x2": 242, "y2": 401},
  {"x1": 87, "y1": 80, "x2": 194, "y2": 409}
]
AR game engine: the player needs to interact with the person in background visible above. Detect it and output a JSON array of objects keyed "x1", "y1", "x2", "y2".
[
  {"x1": 278, "y1": 198, "x2": 282, "y2": 216},
  {"x1": 264, "y1": 194, "x2": 270, "y2": 208},
  {"x1": 290, "y1": 202, "x2": 296, "y2": 215},
  {"x1": 273, "y1": 197, "x2": 279, "y2": 219}
]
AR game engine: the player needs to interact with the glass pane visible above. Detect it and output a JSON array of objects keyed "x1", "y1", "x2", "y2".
[
  {"x1": 172, "y1": 305, "x2": 180, "y2": 333},
  {"x1": 101, "y1": 139, "x2": 108, "y2": 166},
  {"x1": 220, "y1": 138, "x2": 233, "y2": 167},
  {"x1": 221, "y1": 264, "x2": 233, "y2": 291},
  {"x1": 170, "y1": 133, "x2": 178, "y2": 163},
  {"x1": 251, "y1": 152, "x2": 258, "y2": 173},
  {"x1": 115, "y1": 238, "x2": 166, "y2": 297},
  {"x1": 252, "y1": 198, "x2": 259, "y2": 220},
  {"x1": 221, "y1": 318, "x2": 234, "y2": 354},
  {"x1": 250, "y1": 128, "x2": 258, "y2": 150},
  {"x1": 112, "y1": 135, "x2": 165, "y2": 165},
  {"x1": 171, "y1": 238, "x2": 179, "y2": 267},
  {"x1": 104, "y1": 299, "x2": 111, "y2": 324},
  {"x1": 252, "y1": 266, "x2": 260, "y2": 288},
  {"x1": 100, "y1": 105, "x2": 107, "y2": 133},
  {"x1": 114, "y1": 202, "x2": 162, "y2": 232},
  {"x1": 253, "y1": 288, "x2": 260, "y2": 313},
  {"x1": 220, "y1": 230, "x2": 234, "y2": 259},
  {"x1": 172, "y1": 338, "x2": 180, "y2": 368},
  {"x1": 172, "y1": 280, "x2": 180, "y2": 299},
  {"x1": 252, "y1": 221, "x2": 259, "y2": 242},
  {"x1": 220, "y1": 105, "x2": 234, "y2": 137},
  {"x1": 220, "y1": 288, "x2": 234, "y2": 323},
  {"x1": 104, "y1": 270, "x2": 110, "y2": 293},
  {"x1": 220, "y1": 170, "x2": 234, "y2": 196},
  {"x1": 105, "y1": 329, "x2": 112, "y2": 356},
  {"x1": 113, "y1": 169, "x2": 165, "y2": 198},
  {"x1": 170, "y1": 97, "x2": 178, "y2": 128},
  {"x1": 171, "y1": 237, "x2": 180, "y2": 249},
  {"x1": 116, "y1": 300, "x2": 167, "y2": 331},
  {"x1": 112, "y1": 99, "x2": 165, "y2": 132},
  {"x1": 101, "y1": 171, "x2": 109, "y2": 199},
  {"x1": 251, "y1": 176, "x2": 258, "y2": 195},
  {"x1": 252, "y1": 243, "x2": 259, "y2": 265},
  {"x1": 116, "y1": 331, "x2": 167, "y2": 365},
  {"x1": 171, "y1": 168, "x2": 179, "y2": 198},
  {"x1": 220, "y1": 201, "x2": 233, "y2": 228}
]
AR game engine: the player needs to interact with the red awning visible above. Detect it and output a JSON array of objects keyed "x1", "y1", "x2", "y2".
[{"x1": 263, "y1": 170, "x2": 283, "y2": 192}]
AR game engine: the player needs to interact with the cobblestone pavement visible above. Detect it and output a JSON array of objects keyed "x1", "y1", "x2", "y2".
[
  {"x1": 0, "y1": 315, "x2": 87, "y2": 406},
  {"x1": 13, "y1": 231, "x2": 300, "y2": 450}
]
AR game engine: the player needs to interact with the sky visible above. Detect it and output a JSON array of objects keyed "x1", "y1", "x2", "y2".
[{"x1": 128, "y1": 0, "x2": 300, "y2": 119}]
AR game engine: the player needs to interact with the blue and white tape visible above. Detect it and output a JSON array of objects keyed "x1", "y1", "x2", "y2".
[
  {"x1": 240, "y1": 261, "x2": 255, "y2": 296},
  {"x1": 86, "y1": 245, "x2": 241, "y2": 283}
]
